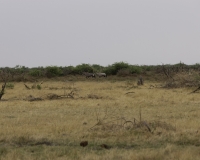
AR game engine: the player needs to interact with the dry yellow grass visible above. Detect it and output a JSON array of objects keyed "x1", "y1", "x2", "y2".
[{"x1": 0, "y1": 78, "x2": 200, "y2": 160}]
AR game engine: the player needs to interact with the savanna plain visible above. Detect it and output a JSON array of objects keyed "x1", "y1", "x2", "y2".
[{"x1": 0, "y1": 76, "x2": 200, "y2": 160}]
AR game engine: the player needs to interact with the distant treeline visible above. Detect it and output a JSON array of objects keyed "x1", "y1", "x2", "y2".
[{"x1": 0, "y1": 62, "x2": 200, "y2": 79}]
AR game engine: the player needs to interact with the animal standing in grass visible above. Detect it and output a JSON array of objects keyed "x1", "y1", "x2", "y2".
[
  {"x1": 95, "y1": 73, "x2": 107, "y2": 78},
  {"x1": 82, "y1": 72, "x2": 96, "y2": 78}
]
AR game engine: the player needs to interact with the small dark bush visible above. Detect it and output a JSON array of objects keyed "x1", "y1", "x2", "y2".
[
  {"x1": 6, "y1": 83, "x2": 14, "y2": 89},
  {"x1": 37, "y1": 84, "x2": 41, "y2": 90}
]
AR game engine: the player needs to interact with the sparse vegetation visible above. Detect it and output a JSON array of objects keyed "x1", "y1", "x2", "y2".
[
  {"x1": 0, "y1": 62, "x2": 200, "y2": 80},
  {"x1": 1, "y1": 62, "x2": 200, "y2": 159},
  {"x1": 0, "y1": 78, "x2": 200, "y2": 159}
]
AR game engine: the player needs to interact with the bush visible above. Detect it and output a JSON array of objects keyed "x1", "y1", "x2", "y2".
[
  {"x1": 6, "y1": 83, "x2": 14, "y2": 89},
  {"x1": 37, "y1": 84, "x2": 41, "y2": 90},
  {"x1": 91, "y1": 64, "x2": 104, "y2": 72},
  {"x1": 29, "y1": 69, "x2": 43, "y2": 77},
  {"x1": 62, "y1": 66, "x2": 75, "y2": 76},
  {"x1": 117, "y1": 68, "x2": 131, "y2": 76},
  {"x1": 14, "y1": 65, "x2": 29, "y2": 74},
  {"x1": 73, "y1": 64, "x2": 93, "y2": 74},
  {"x1": 129, "y1": 65, "x2": 142, "y2": 74},
  {"x1": 103, "y1": 62, "x2": 130, "y2": 75},
  {"x1": 112, "y1": 62, "x2": 129, "y2": 74},
  {"x1": 45, "y1": 66, "x2": 62, "y2": 78},
  {"x1": 102, "y1": 65, "x2": 115, "y2": 75}
]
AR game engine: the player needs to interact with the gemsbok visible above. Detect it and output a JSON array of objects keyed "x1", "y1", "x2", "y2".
[
  {"x1": 95, "y1": 73, "x2": 107, "y2": 78},
  {"x1": 82, "y1": 72, "x2": 96, "y2": 78}
]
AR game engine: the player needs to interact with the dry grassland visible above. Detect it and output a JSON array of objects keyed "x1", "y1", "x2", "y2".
[{"x1": 0, "y1": 78, "x2": 200, "y2": 160}]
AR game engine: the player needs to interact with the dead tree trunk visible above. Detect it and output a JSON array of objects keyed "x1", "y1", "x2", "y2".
[
  {"x1": 0, "y1": 69, "x2": 10, "y2": 100},
  {"x1": 0, "y1": 82, "x2": 6, "y2": 100},
  {"x1": 137, "y1": 77, "x2": 144, "y2": 85}
]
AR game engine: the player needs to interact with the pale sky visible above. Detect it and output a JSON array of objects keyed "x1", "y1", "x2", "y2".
[{"x1": 0, "y1": 0, "x2": 200, "y2": 68}]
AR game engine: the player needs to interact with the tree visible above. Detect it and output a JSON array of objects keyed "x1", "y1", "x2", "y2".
[{"x1": 0, "y1": 68, "x2": 10, "y2": 100}]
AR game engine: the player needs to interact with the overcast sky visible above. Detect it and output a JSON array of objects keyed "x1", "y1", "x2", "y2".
[{"x1": 0, "y1": 0, "x2": 200, "y2": 68}]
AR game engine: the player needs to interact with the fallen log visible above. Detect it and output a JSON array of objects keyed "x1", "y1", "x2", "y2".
[{"x1": 190, "y1": 86, "x2": 200, "y2": 94}]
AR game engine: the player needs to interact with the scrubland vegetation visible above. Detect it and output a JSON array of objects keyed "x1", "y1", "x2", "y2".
[
  {"x1": 1, "y1": 62, "x2": 200, "y2": 159},
  {"x1": 1, "y1": 61, "x2": 200, "y2": 79}
]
